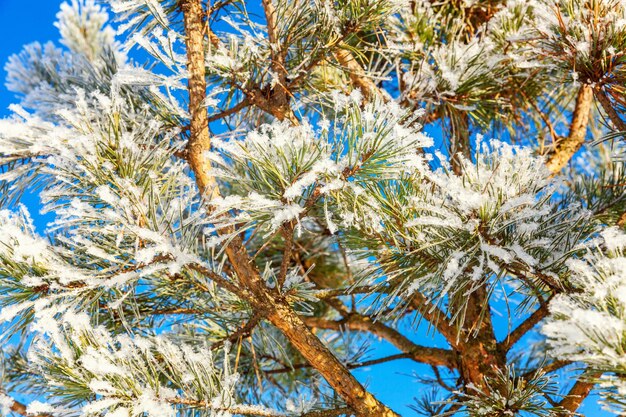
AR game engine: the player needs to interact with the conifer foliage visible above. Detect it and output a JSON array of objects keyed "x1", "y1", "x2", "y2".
[{"x1": 1, "y1": 0, "x2": 626, "y2": 416}]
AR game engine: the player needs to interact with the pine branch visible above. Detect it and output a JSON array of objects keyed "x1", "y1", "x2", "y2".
[
  {"x1": 449, "y1": 110, "x2": 471, "y2": 175},
  {"x1": 186, "y1": 262, "x2": 242, "y2": 295},
  {"x1": 546, "y1": 85, "x2": 594, "y2": 174},
  {"x1": 522, "y1": 360, "x2": 573, "y2": 380},
  {"x1": 180, "y1": 5, "x2": 398, "y2": 415},
  {"x1": 314, "y1": 285, "x2": 456, "y2": 347},
  {"x1": 207, "y1": 98, "x2": 251, "y2": 123},
  {"x1": 556, "y1": 369, "x2": 601, "y2": 415},
  {"x1": 277, "y1": 226, "x2": 294, "y2": 291},
  {"x1": 302, "y1": 314, "x2": 456, "y2": 369},
  {"x1": 170, "y1": 399, "x2": 352, "y2": 417},
  {"x1": 210, "y1": 313, "x2": 263, "y2": 351},
  {"x1": 260, "y1": 0, "x2": 296, "y2": 122},
  {"x1": 408, "y1": 292, "x2": 458, "y2": 349}
]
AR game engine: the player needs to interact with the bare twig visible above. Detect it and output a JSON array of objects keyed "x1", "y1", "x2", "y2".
[{"x1": 302, "y1": 314, "x2": 456, "y2": 369}]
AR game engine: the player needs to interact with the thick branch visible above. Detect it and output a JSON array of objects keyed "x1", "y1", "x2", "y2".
[
  {"x1": 264, "y1": 301, "x2": 399, "y2": 417},
  {"x1": 181, "y1": 0, "x2": 220, "y2": 200},
  {"x1": 546, "y1": 85, "x2": 593, "y2": 174},
  {"x1": 303, "y1": 315, "x2": 456, "y2": 369},
  {"x1": 180, "y1": 4, "x2": 396, "y2": 415}
]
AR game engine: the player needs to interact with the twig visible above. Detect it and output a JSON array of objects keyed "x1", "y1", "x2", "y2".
[
  {"x1": 556, "y1": 369, "x2": 601, "y2": 415},
  {"x1": 211, "y1": 314, "x2": 262, "y2": 351},
  {"x1": 302, "y1": 314, "x2": 456, "y2": 369}
]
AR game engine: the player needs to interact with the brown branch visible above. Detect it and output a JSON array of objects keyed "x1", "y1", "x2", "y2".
[
  {"x1": 499, "y1": 303, "x2": 550, "y2": 352},
  {"x1": 314, "y1": 285, "x2": 457, "y2": 347},
  {"x1": 522, "y1": 360, "x2": 573, "y2": 381},
  {"x1": 263, "y1": 301, "x2": 399, "y2": 416},
  {"x1": 312, "y1": 283, "x2": 459, "y2": 353},
  {"x1": 540, "y1": 360, "x2": 573, "y2": 375},
  {"x1": 407, "y1": 292, "x2": 458, "y2": 349},
  {"x1": 211, "y1": 313, "x2": 263, "y2": 351},
  {"x1": 0, "y1": 392, "x2": 49, "y2": 417},
  {"x1": 180, "y1": 5, "x2": 397, "y2": 415},
  {"x1": 186, "y1": 262, "x2": 242, "y2": 295},
  {"x1": 504, "y1": 261, "x2": 567, "y2": 294},
  {"x1": 302, "y1": 314, "x2": 456, "y2": 369},
  {"x1": 207, "y1": 99, "x2": 251, "y2": 123},
  {"x1": 556, "y1": 369, "x2": 601, "y2": 415},
  {"x1": 546, "y1": 85, "x2": 594, "y2": 174},
  {"x1": 449, "y1": 110, "x2": 471, "y2": 175},
  {"x1": 618, "y1": 211, "x2": 626, "y2": 227},
  {"x1": 334, "y1": 47, "x2": 384, "y2": 102},
  {"x1": 277, "y1": 226, "x2": 293, "y2": 290},
  {"x1": 262, "y1": 0, "x2": 280, "y2": 68},
  {"x1": 300, "y1": 408, "x2": 353, "y2": 417},
  {"x1": 260, "y1": 0, "x2": 297, "y2": 123},
  {"x1": 595, "y1": 88, "x2": 626, "y2": 132},
  {"x1": 181, "y1": 0, "x2": 220, "y2": 200},
  {"x1": 264, "y1": 352, "x2": 415, "y2": 375}
]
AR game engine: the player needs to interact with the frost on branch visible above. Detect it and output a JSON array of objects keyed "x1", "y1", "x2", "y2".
[
  {"x1": 55, "y1": 0, "x2": 119, "y2": 63},
  {"x1": 5, "y1": 1, "x2": 126, "y2": 118},
  {"x1": 207, "y1": 95, "x2": 431, "y2": 237},
  {"x1": 532, "y1": 0, "x2": 626, "y2": 84},
  {"x1": 28, "y1": 311, "x2": 248, "y2": 417},
  {"x1": 350, "y1": 138, "x2": 591, "y2": 315},
  {"x1": 0, "y1": 90, "x2": 229, "y2": 342},
  {"x1": 543, "y1": 227, "x2": 626, "y2": 413},
  {"x1": 455, "y1": 366, "x2": 562, "y2": 416}
]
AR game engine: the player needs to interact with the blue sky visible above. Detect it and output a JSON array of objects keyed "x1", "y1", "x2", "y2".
[
  {"x1": 0, "y1": 1, "x2": 610, "y2": 415},
  {"x1": 0, "y1": 1, "x2": 61, "y2": 116}
]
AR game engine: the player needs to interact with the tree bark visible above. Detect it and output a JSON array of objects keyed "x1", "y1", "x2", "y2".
[
  {"x1": 180, "y1": 0, "x2": 220, "y2": 200},
  {"x1": 557, "y1": 370, "x2": 601, "y2": 415},
  {"x1": 334, "y1": 47, "x2": 383, "y2": 102},
  {"x1": 546, "y1": 85, "x2": 593, "y2": 174},
  {"x1": 456, "y1": 287, "x2": 505, "y2": 391}
]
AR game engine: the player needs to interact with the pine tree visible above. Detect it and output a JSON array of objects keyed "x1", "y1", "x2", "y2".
[{"x1": 1, "y1": 0, "x2": 626, "y2": 415}]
